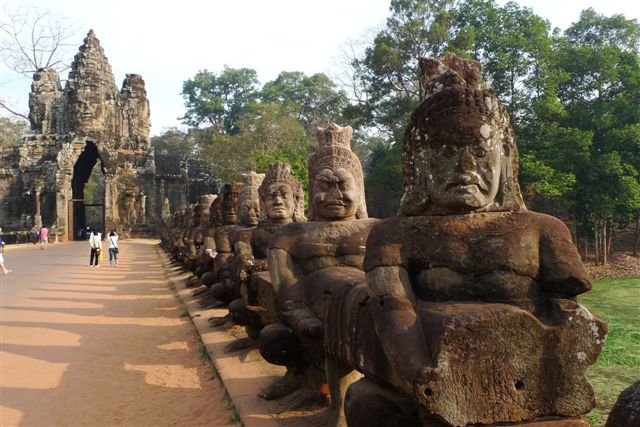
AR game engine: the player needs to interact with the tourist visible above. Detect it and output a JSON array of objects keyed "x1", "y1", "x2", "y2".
[
  {"x1": 88, "y1": 228, "x2": 102, "y2": 267},
  {"x1": 30, "y1": 225, "x2": 39, "y2": 244},
  {"x1": 108, "y1": 230, "x2": 119, "y2": 266},
  {"x1": 0, "y1": 227, "x2": 11, "y2": 274},
  {"x1": 39, "y1": 225, "x2": 49, "y2": 249}
]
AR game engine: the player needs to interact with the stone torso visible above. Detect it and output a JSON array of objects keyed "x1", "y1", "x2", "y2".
[
  {"x1": 271, "y1": 219, "x2": 379, "y2": 275},
  {"x1": 364, "y1": 211, "x2": 589, "y2": 307},
  {"x1": 214, "y1": 225, "x2": 235, "y2": 254}
]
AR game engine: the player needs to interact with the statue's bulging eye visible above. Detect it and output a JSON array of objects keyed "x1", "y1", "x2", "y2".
[{"x1": 474, "y1": 147, "x2": 486, "y2": 158}]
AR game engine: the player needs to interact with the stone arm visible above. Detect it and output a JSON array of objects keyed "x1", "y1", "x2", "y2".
[
  {"x1": 268, "y1": 247, "x2": 322, "y2": 337},
  {"x1": 539, "y1": 216, "x2": 591, "y2": 298},
  {"x1": 367, "y1": 265, "x2": 433, "y2": 401},
  {"x1": 234, "y1": 240, "x2": 256, "y2": 282}
]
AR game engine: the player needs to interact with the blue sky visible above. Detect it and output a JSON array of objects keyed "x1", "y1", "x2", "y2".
[{"x1": 1, "y1": 0, "x2": 638, "y2": 136}]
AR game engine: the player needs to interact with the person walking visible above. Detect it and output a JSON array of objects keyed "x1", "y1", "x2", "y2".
[
  {"x1": 39, "y1": 225, "x2": 49, "y2": 250},
  {"x1": 108, "y1": 230, "x2": 119, "y2": 266},
  {"x1": 0, "y1": 227, "x2": 12, "y2": 274},
  {"x1": 88, "y1": 228, "x2": 103, "y2": 267},
  {"x1": 30, "y1": 225, "x2": 39, "y2": 244}
]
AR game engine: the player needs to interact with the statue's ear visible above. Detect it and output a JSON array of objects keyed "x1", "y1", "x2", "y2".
[{"x1": 502, "y1": 142, "x2": 511, "y2": 158}]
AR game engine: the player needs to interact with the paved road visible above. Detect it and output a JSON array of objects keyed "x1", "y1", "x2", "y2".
[{"x1": 0, "y1": 240, "x2": 230, "y2": 427}]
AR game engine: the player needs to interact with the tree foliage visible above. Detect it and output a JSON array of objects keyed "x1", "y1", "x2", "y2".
[
  {"x1": 346, "y1": 0, "x2": 459, "y2": 138},
  {"x1": 261, "y1": 71, "x2": 348, "y2": 134},
  {"x1": 0, "y1": 116, "x2": 27, "y2": 146},
  {"x1": 180, "y1": 67, "x2": 260, "y2": 134}
]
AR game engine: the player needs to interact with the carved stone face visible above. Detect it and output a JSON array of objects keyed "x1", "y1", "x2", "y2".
[
  {"x1": 264, "y1": 183, "x2": 295, "y2": 224},
  {"x1": 239, "y1": 198, "x2": 259, "y2": 226},
  {"x1": 426, "y1": 125, "x2": 501, "y2": 213},
  {"x1": 312, "y1": 167, "x2": 358, "y2": 221},
  {"x1": 201, "y1": 209, "x2": 211, "y2": 227},
  {"x1": 222, "y1": 195, "x2": 237, "y2": 225}
]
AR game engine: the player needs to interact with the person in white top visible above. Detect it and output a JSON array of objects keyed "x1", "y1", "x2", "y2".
[
  {"x1": 108, "y1": 231, "x2": 119, "y2": 266},
  {"x1": 0, "y1": 227, "x2": 12, "y2": 274},
  {"x1": 88, "y1": 228, "x2": 103, "y2": 267}
]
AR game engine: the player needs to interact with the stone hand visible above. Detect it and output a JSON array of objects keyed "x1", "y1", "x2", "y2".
[{"x1": 281, "y1": 300, "x2": 323, "y2": 338}]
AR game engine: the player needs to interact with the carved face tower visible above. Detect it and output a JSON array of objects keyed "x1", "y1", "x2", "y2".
[{"x1": 308, "y1": 124, "x2": 367, "y2": 221}]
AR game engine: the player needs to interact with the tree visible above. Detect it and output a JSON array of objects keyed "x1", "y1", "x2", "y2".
[
  {"x1": 180, "y1": 67, "x2": 260, "y2": 134},
  {"x1": 199, "y1": 103, "x2": 312, "y2": 188},
  {"x1": 552, "y1": 9, "x2": 640, "y2": 262},
  {"x1": 456, "y1": 0, "x2": 555, "y2": 122},
  {"x1": 150, "y1": 127, "x2": 198, "y2": 158},
  {"x1": 0, "y1": 5, "x2": 79, "y2": 119},
  {"x1": 261, "y1": 71, "x2": 348, "y2": 134},
  {"x1": 0, "y1": 116, "x2": 27, "y2": 146}
]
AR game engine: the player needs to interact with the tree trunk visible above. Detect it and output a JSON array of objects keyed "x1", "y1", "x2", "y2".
[
  {"x1": 584, "y1": 236, "x2": 589, "y2": 262},
  {"x1": 605, "y1": 218, "x2": 612, "y2": 264},
  {"x1": 634, "y1": 213, "x2": 639, "y2": 257},
  {"x1": 594, "y1": 220, "x2": 600, "y2": 265},
  {"x1": 603, "y1": 218, "x2": 609, "y2": 265}
]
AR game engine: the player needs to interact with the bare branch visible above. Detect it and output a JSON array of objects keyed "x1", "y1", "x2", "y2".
[
  {"x1": 0, "y1": 99, "x2": 29, "y2": 121},
  {"x1": 0, "y1": 4, "x2": 80, "y2": 77}
]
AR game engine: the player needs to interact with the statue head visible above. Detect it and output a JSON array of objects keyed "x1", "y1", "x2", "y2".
[
  {"x1": 308, "y1": 124, "x2": 367, "y2": 221},
  {"x1": 399, "y1": 54, "x2": 526, "y2": 216},
  {"x1": 210, "y1": 196, "x2": 223, "y2": 227},
  {"x1": 220, "y1": 182, "x2": 240, "y2": 226},
  {"x1": 196, "y1": 194, "x2": 217, "y2": 227},
  {"x1": 237, "y1": 172, "x2": 264, "y2": 227},
  {"x1": 258, "y1": 162, "x2": 306, "y2": 225}
]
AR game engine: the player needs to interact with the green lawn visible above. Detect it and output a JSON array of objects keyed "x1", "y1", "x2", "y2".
[{"x1": 579, "y1": 278, "x2": 640, "y2": 427}]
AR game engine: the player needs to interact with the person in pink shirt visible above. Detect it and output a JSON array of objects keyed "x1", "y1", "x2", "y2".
[{"x1": 39, "y1": 226, "x2": 49, "y2": 250}]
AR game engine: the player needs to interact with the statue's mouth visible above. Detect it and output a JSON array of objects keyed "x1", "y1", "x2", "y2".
[
  {"x1": 452, "y1": 184, "x2": 479, "y2": 194},
  {"x1": 446, "y1": 177, "x2": 487, "y2": 192},
  {"x1": 325, "y1": 201, "x2": 346, "y2": 209}
]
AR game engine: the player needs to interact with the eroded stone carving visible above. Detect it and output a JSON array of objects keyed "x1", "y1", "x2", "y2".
[
  {"x1": 258, "y1": 125, "x2": 378, "y2": 423},
  {"x1": 1, "y1": 30, "x2": 217, "y2": 240},
  {"x1": 199, "y1": 182, "x2": 241, "y2": 308},
  {"x1": 222, "y1": 163, "x2": 306, "y2": 351},
  {"x1": 338, "y1": 55, "x2": 607, "y2": 427}
]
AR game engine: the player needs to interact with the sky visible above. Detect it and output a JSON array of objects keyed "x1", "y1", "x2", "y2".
[{"x1": 1, "y1": 0, "x2": 639, "y2": 136}]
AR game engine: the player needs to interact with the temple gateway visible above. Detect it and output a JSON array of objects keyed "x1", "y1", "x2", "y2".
[{"x1": 0, "y1": 30, "x2": 217, "y2": 240}]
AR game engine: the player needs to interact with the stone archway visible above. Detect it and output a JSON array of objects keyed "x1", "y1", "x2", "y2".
[{"x1": 69, "y1": 141, "x2": 105, "y2": 239}]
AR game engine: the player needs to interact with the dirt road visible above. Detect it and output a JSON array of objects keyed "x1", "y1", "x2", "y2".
[{"x1": 0, "y1": 239, "x2": 232, "y2": 426}]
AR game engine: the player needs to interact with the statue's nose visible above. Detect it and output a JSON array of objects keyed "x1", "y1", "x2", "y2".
[{"x1": 456, "y1": 147, "x2": 476, "y2": 171}]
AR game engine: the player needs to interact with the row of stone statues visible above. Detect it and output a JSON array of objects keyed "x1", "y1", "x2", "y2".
[{"x1": 160, "y1": 55, "x2": 609, "y2": 427}]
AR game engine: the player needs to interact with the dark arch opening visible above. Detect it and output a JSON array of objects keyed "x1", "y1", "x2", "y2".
[{"x1": 71, "y1": 141, "x2": 104, "y2": 239}]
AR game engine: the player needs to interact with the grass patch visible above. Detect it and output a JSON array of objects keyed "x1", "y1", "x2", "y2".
[
  {"x1": 579, "y1": 277, "x2": 640, "y2": 426},
  {"x1": 224, "y1": 393, "x2": 242, "y2": 425},
  {"x1": 199, "y1": 343, "x2": 210, "y2": 360},
  {"x1": 179, "y1": 310, "x2": 190, "y2": 318}
]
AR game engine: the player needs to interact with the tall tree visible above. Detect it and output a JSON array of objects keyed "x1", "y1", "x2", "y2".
[
  {"x1": 552, "y1": 9, "x2": 640, "y2": 262},
  {"x1": 456, "y1": 0, "x2": 554, "y2": 121},
  {"x1": 345, "y1": 0, "x2": 459, "y2": 138},
  {"x1": 199, "y1": 103, "x2": 312, "y2": 187},
  {"x1": 261, "y1": 71, "x2": 348, "y2": 134},
  {"x1": 150, "y1": 127, "x2": 198, "y2": 158},
  {"x1": 0, "y1": 5, "x2": 79, "y2": 119},
  {"x1": 180, "y1": 66, "x2": 260, "y2": 134}
]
